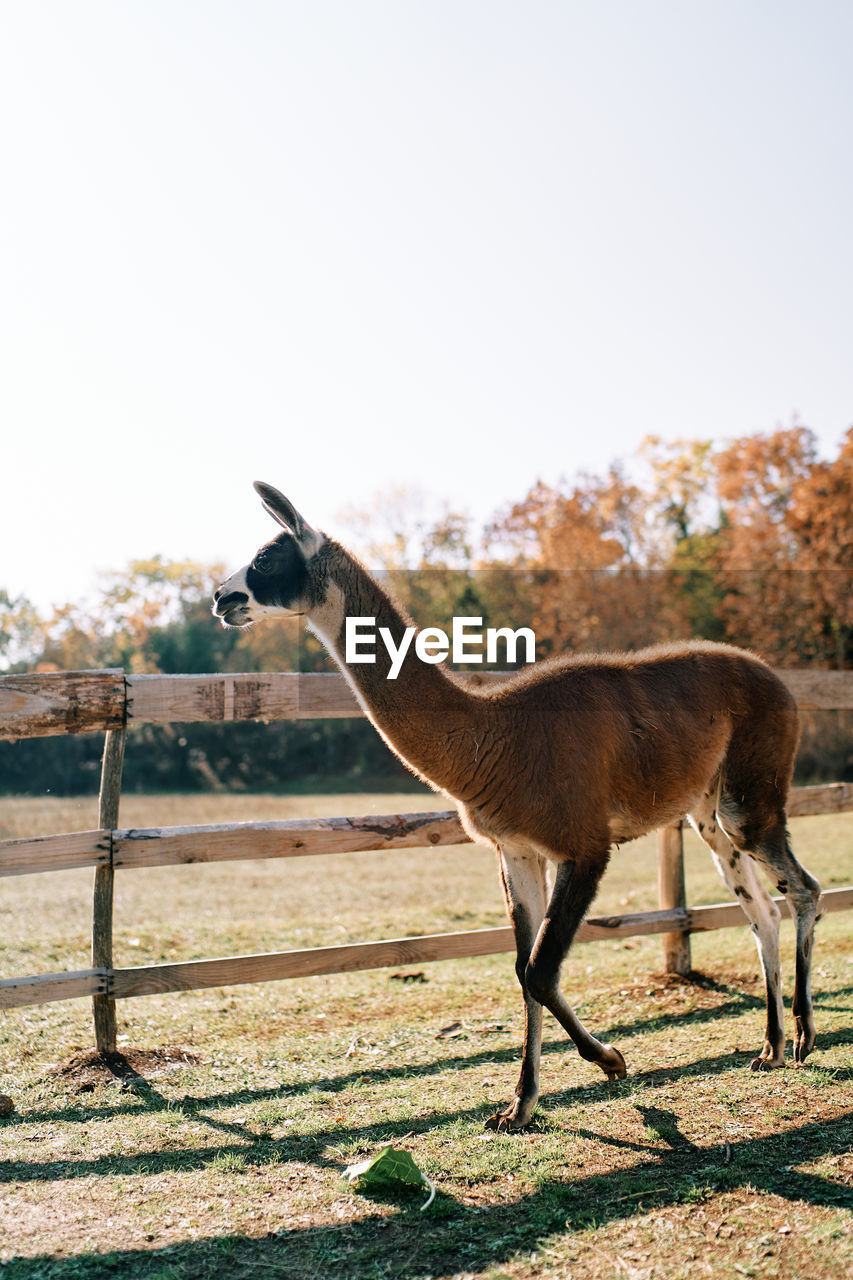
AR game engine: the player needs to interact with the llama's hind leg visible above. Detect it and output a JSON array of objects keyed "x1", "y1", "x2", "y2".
[
  {"x1": 688, "y1": 801, "x2": 786, "y2": 1069},
  {"x1": 489, "y1": 844, "x2": 549, "y2": 1131},
  {"x1": 745, "y1": 825, "x2": 822, "y2": 1064}
]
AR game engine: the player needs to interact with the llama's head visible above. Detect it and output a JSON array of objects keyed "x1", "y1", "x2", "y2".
[{"x1": 213, "y1": 482, "x2": 326, "y2": 628}]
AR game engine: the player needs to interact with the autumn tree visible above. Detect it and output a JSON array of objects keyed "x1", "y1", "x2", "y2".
[
  {"x1": 0, "y1": 589, "x2": 44, "y2": 671},
  {"x1": 785, "y1": 425, "x2": 853, "y2": 667},
  {"x1": 711, "y1": 425, "x2": 824, "y2": 663},
  {"x1": 633, "y1": 435, "x2": 725, "y2": 639},
  {"x1": 484, "y1": 465, "x2": 698, "y2": 655}
]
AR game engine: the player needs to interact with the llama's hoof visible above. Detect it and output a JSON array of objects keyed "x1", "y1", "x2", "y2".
[
  {"x1": 599, "y1": 1045, "x2": 627, "y2": 1080},
  {"x1": 485, "y1": 1100, "x2": 533, "y2": 1131},
  {"x1": 749, "y1": 1054, "x2": 784, "y2": 1072},
  {"x1": 485, "y1": 1111, "x2": 513, "y2": 1132},
  {"x1": 793, "y1": 1019, "x2": 816, "y2": 1064}
]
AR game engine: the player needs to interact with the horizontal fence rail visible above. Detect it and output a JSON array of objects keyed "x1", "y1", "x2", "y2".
[
  {"x1": 0, "y1": 667, "x2": 851, "y2": 1056},
  {"x1": 3, "y1": 784, "x2": 853, "y2": 880},
  {"x1": 3, "y1": 889, "x2": 852, "y2": 1012},
  {"x1": 3, "y1": 667, "x2": 853, "y2": 740}
]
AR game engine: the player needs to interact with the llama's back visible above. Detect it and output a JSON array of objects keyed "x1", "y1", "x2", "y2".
[{"x1": 476, "y1": 639, "x2": 799, "y2": 849}]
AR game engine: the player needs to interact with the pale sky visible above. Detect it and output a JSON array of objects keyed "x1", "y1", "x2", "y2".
[{"x1": 2, "y1": 1, "x2": 851, "y2": 612}]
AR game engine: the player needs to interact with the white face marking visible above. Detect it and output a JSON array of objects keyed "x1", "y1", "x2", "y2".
[
  {"x1": 211, "y1": 566, "x2": 253, "y2": 626},
  {"x1": 218, "y1": 566, "x2": 249, "y2": 597}
]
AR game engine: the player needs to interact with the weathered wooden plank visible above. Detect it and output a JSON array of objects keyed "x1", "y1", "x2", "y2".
[
  {"x1": 0, "y1": 968, "x2": 109, "y2": 1009},
  {"x1": 777, "y1": 669, "x2": 853, "y2": 710},
  {"x1": 788, "y1": 782, "x2": 853, "y2": 817},
  {"x1": 94, "y1": 780, "x2": 853, "y2": 874},
  {"x1": 105, "y1": 887, "x2": 853, "y2": 998},
  {"x1": 126, "y1": 672, "x2": 361, "y2": 724},
  {"x1": 93, "y1": 729, "x2": 125, "y2": 1054},
  {"x1": 4, "y1": 889, "x2": 850, "y2": 1010},
  {"x1": 111, "y1": 929, "x2": 517, "y2": 997},
  {"x1": 0, "y1": 670, "x2": 125, "y2": 740},
  {"x1": 126, "y1": 668, "x2": 853, "y2": 726},
  {"x1": 1, "y1": 666, "x2": 850, "y2": 737},
  {"x1": 0, "y1": 830, "x2": 110, "y2": 878},
  {"x1": 686, "y1": 885, "x2": 853, "y2": 932},
  {"x1": 577, "y1": 907, "x2": 688, "y2": 941},
  {"x1": 819, "y1": 885, "x2": 853, "y2": 915},
  {"x1": 112, "y1": 811, "x2": 469, "y2": 869},
  {"x1": 129, "y1": 668, "x2": 853, "y2": 722},
  {"x1": 2, "y1": 788, "x2": 843, "y2": 882}
]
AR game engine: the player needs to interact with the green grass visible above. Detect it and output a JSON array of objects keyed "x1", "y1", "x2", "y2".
[{"x1": 0, "y1": 794, "x2": 852, "y2": 1278}]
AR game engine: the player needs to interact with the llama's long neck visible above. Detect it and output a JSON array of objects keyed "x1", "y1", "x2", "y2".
[{"x1": 306, "y1": 543, "x2": 486, "y2": 798}]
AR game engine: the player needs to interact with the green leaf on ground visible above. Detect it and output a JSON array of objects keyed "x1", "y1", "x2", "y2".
[{"x1": 344, "y1": 1144, "x2": 436, "y2": 1209}]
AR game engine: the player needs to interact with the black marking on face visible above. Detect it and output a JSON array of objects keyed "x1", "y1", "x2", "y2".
[
  {"x1": 215, "y1": 590, "x2": 249, "y2": 611},
  {"x1": 246, "y1": 532, "x2": 309, "y2": 611},
  {"x1": 212, "y1": 586, "x2": 252, "y2": 627}
]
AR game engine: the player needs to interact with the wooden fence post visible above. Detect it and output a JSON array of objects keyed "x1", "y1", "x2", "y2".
[
  {"x1": 92, "y1": 727, "x2": 126, "y2": 1053},
  {"x1": 656, "y1": 823, "x2": 691, "y2": 975}
]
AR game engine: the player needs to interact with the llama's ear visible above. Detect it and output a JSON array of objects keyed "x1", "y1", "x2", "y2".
[{"x1": 253, "y1": 482, "x2": 314, "y2": 542}]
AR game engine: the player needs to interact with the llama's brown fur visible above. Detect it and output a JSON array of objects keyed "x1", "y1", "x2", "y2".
[{"x1": 214, "y1": 484, "x2": 823, "y2": 1130}]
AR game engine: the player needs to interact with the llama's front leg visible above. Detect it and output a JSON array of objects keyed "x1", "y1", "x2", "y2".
[
  {"x1": 487, "y1": 846, "x2": 548, "y2": 1131},
  {"x1": 486, "y1": 986, "x2": 545, "y2": 1132},
  {"x1": 526, "y1": 858, "x2": 627, "y2": 1083}
]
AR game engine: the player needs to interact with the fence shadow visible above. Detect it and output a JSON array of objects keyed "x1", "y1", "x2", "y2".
[
  {"x1": 5, "y1": 986, "x2": 852, "y2": 1137},
  {"x1": 3, "y1": 1017, "x2": 852, "y2": 1192}
]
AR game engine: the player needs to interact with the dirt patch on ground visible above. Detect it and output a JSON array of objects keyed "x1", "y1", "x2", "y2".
[
  {"x1": 618, "y1": 968, "x2": 762, "y2": 997},
  {"x1": 47, "y1": 1046, "x2": 200, "y2": 1091}
]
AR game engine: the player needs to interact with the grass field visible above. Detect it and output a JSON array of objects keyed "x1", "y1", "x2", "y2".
[{"x1": 1, "y1": 792, "x2": 852, "y2": 1278}]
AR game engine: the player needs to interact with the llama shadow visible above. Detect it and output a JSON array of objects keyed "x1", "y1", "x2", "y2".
[
  {"x1": 3, "y1": 1020, "x2": 852, "y2": 1192},
  {"x1": 3, "y1": 1110, "x2": 852, "y2": 1280},
  {"x1": 5, "y1": 1003, "x2": 853, "y2": 1135}
]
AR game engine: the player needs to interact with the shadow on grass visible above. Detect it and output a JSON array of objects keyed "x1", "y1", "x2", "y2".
[
  {"x1": 3, "y1": 1020, "x2": 853, "y2": 1188},
  {"x1": 2, "y1": 1111, "x2": 852, "y2": 1280},
  {"x1": 5, "y1": 991, "x2": 852, "y2": 1140},
  {"x1": 2, "y1": 980, "x2": 851, "y2": 1277}
]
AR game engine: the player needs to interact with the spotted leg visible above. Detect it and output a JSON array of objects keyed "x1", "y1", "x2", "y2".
[
  {"x1": 688, "y1": 798, "x2": 786, "y2": 1069},
  {"x1": 746, "y1": 824, "x2": 822, "y2": 1064}
]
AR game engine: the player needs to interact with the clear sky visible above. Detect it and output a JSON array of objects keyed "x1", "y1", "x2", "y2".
[{"x1": 2, "y1": 1, "x2": 851, "y2": 611}]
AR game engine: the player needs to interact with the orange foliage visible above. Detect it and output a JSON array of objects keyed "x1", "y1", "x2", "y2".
[
  {"x1": 713, "y1": 426, "x2": 852, "y2": 665},
  {"x1": 485, "y1": 467, "x2": 695, "y2": 654},
  {"x1": 486, "y1": 425, "x2": 852, "y2": 668},
  {"x1": 4, "y1": 427, "x2": 851, "y2": 677}
]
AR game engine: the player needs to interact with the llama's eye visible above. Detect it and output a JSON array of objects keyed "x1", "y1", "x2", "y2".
[{"x1": 252, "y1": 552, "x2": 273, "y2": 574}]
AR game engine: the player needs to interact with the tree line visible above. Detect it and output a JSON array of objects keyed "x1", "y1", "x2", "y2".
[{"x1": 2, "y1": 425, "x2": 851, "y2": 793}]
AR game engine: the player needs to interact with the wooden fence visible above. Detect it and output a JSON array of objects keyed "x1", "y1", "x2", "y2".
[{"x1": 1, "y1": 667, "x2": 852, "y2": 1056}]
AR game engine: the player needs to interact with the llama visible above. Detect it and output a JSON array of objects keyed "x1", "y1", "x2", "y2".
[{"x1": 213, "y1": 482, "x2": 823, "y2": 1131}]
